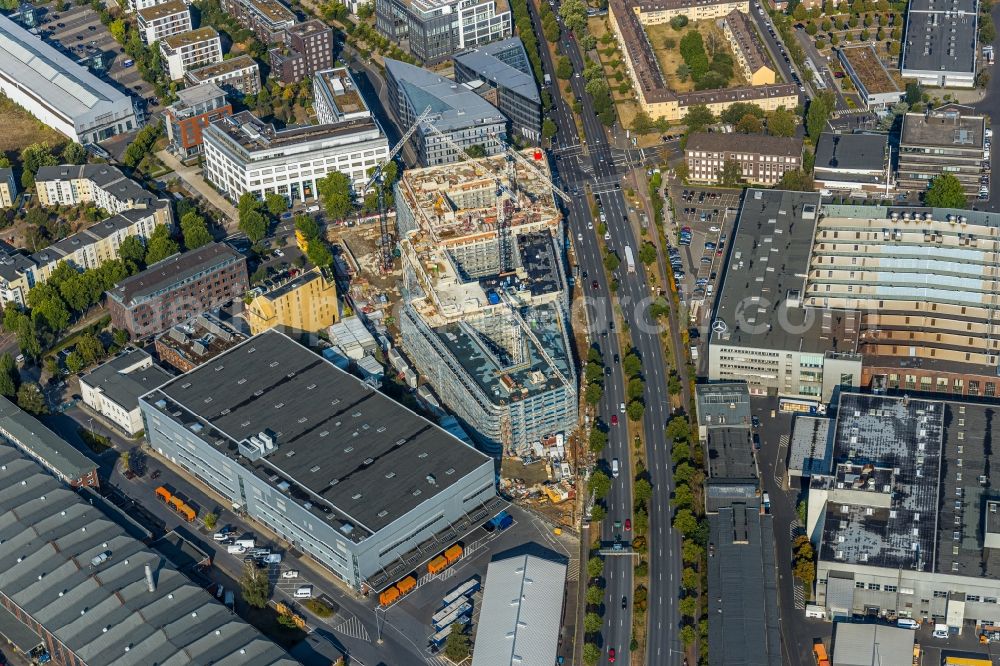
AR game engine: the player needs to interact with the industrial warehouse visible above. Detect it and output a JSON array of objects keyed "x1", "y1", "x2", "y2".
[
  {"x1": 395, "y1": 151, "x2": 577, "y2": 456},
  {"x1": 139, "y1": 329, "x2": 499, "y2": 591}
]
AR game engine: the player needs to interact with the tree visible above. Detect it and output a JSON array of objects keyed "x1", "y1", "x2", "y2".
[
  {"x1": 76, "y1": 333, "x2": 105, "y2": 366},
  {"x1": 679, "y1": 596, "x2": 698, "y2": 618},
  {"x1": 108, "y1": 18, "x2": 127, "y2": 43},
  {"x1": 118, "y1": 236, "x2": 146, "y2": 270},
  {"x1": 682, "y1": 540, "x2": 704, "y2": 565},
  {"x1": 542, "y1": 118, "x2": 558, "y2": 140},
  {"x1": 924, "y1": 173, "x2": 967, "y2": 208},
  {"x1": 674, "y1": 462, "x2": 696, "y2": 485},
  {"x1": 671, "y1": 483, "x2": 694, "y2": 510},
  {"x1": 240, "y1": 561, "x2": 269, "y2": 608},
  {"x1": 682, "y1": 105, "x2": 715, "y2": 133},
  {"x1": 317, "y1": 171, "x2": 354, "y2": 220},
  {"x1": 203, "y1": 512, "x2": 218, "y2": 530},
  {"x1": 590, "y1": 503, "x2": 606, "y2": 522},
  {"x1": 582, "y1": 643, "x2": 602, "y2": 666},
  {"x1": 735, "y1": 113, "x2": 763, "y2": 134},
  {"x1": 718, "y1": 159, "x2": 742, "y2": 187},
  {"x1": 306, "y1": 240, "x2": 333, "y2": 267},
  {"x1": 584, "y1": 612, "x2": 603, "y2": 633},
  {"x1": 61, "y1": 142, "x2": 87, "y2": 165},
  {"x1": 558, "y1": 0, "x2": 587, "y2": 33},
  {"x1": 264, "y1": 192, "x2": 288, "y2": 217},
  {"x1": 668, "y1": 371, "x2": 682, "y2": 395},
  {"x1": 20, "y1": 143, "x2": 58, "y2": 189},
  {"x1": 720, "y1": 102, "x2": 765, "y2": 124},
  {"x1": 669, "y1": 13, "x2": 689, "y2": 29},
  {"x1": 0, "y1": 354, "x2": 19, "y2": 398},
  {"x1": 586, "y1": 585, "x2": 604, "y2": 606},
  {"x1": 556, "y1": 56, "x2": 573, "y2": 80},
  {"x1": 65, "y1": 351, "x2": 84, "y2": 374},
  {"x1": 589, "y1": 427, "x2": 608, "y2": 454},
  {"x1": 587, "y1": 556, "x2": 605, "y2": 579},
  {"x1": 666, "y1": 416, "x2": 690, "y2": 441},
  {"x1": 443, "y1": 624, "x2": 471, "y2": 661},
  {"x1": 239, "y1": 210, "x2": 268, "y2": 244},
  {"x1": 634, "y1": 478, "x2": 652, "y2": 505},
  {"x1": 589, "y1": 470, "x2": 611, "y2": 499},
  {"x1": 627, "y1": 377, "x2": 645, "y2": 402},
  {"x1": 16, "y1": 382, "x2": 47, "y2": 415},
  {"x1": 604, "y1": 251, "x2": 620, "y2": 272},
  {"x1": 777, "y1": 169, "x2": 815, "y2": 192},
  {"x1": 627, "y1": 400, "x2": 645, "y2": 422},
  {"x1": 145, "y1": 225, "x2": 180, "y2": 264},
  {"x1": 673, "y1": 509, "x2": 699, "y2": 536},
  {"x1": 294, "y1": 215, "x2": 320, "y2": 240},
  {"x1": 622, "y1": 352, "x2": 642, "y2": 378},
  {"x1": 180, "y1": 212, "x2": 213, "y2": 249},
  {"x1": 585, "y1": 382, "x2": 604, "y2": 405},
  {"x1": 680, "y1": 625, "x2": 698, "y2": 647},
  {"x1": 806, "y1": 92, "x2": 834, "y2": 143}
]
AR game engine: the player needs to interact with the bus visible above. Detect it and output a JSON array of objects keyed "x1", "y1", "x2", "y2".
[
  {"x1": 441, "y1": 578, "x2": 480, "y2": 607},
  {"x1": 432, "y1": 598, "x2": 470, "y2": 628},
  {"x1": 779, "y1": 398, "x2": 824, "y2": 415},
  {"x1": 432, "y1": 602, "x2": 472, "y2": 631}
]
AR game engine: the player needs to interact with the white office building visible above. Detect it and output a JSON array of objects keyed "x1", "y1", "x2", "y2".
[
  {"x1": 159, "y1": 27, "x2": 223, "y2": 81},
  {"x1": 137, "y1": 0, "x2": 192, "y2": 45},
  {"x1": 312, "y1": 68, "x2": 372, "y2": 125},
  {"x1": 203, "y1": 111, "x2": 389, "y2": 203},
  {"x1": 80, "y1": 348, "x2": 171, "y2": 436},
  {"x1": 0, "y1": 14, "x2": 140, "y2": 144}
]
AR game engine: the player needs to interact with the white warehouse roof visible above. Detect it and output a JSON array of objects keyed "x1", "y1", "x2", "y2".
[{"x1": 471, "y1": 553, "x2": 567, "y2": 666}]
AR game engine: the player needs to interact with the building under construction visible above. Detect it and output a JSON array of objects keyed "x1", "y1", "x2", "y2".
[{"x1": 395, "y1": 151, "x2": 577, "y2": 456}]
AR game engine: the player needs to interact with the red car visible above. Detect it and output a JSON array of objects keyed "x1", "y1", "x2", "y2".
[
  {"x1": 608, "y1": 647, "x2": 616, "y2": 662},
  {"x1": 610, "y1": 415, "x2": 619, "y2": 426},
  {"x1": 592, "y1": 280, "x2": 599, "y2": 290},
  {"x1": 625, "y1": 518, "x2": 631, "y2": 531}
]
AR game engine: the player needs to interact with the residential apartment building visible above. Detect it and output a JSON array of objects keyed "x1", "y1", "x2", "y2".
[
  {"x1": 246, "y1": 267, "x2": 339, "y2": 338},
  {"x1": 107, "y1": 242, "x2": 249, "y2": 339},
  {"x1": 0, "y1": 169, "x2": 16, "y2": 208},
  {"x1": 164, "y1": 82, "x2": 232, "y2": 158},
  {"x1": 721, "y1": 10, "x2": 775, "y2": 85},
  {"x1": 221, "y1": 0, "x2": 296, "y2": 43},
  {"x1": 685, "y1": 132, "x2": 803, "y2": 186},
  {"x1": 384, "y1": 58, "x2": 506, "y2": 165},
  {"x1": 810, "y1": 393, "x2": 1000, "y2": 631},
  {"x1": 813, "y1": 132, "x2": 892, "y2": 194},
  {"x1": 375, "y1": 0, "x2": 511, "y2": 63},
  {"x1": 0, "y1": 14, "x2": 140, "y2": 144},
  {"x1": 127, "y1": 0, "x2": 185, "y2": 11},
  {"x1": 139, "y1": 329, "x2": 499, "y2": 591},
  {"x1": 136, "y1": 0, "x2": 191, "y2": 45},
  {"x1": 807, "y1": 203, "x2": 1000, "y2": 399},
  {"x1": 313, "y1": 68, "x2": 372, "y2": 125},
  {"x1": 897, "y1": 106, "x2": 987, "y2": 196},
  {"x1": 80, "y1": 348, "x2": 171, "y2": 436},
  {"x1": 627, "y1": 0, "x2": 747, "y2": 23},
  {"x1": 707, "y1": 189, "x2": 863, "y2": 401},
  {"x1": 159, "y1": 27, "x2": 223, "y2": 81},
  {"x1": 35, "y1": 163, "x2": 167, "y2": 214},
  {"x1": 203, "y1": 110, "x2": 389, "y2": 200},
  {"x1": 453, "y1": 37, "x2": 542, "y2": 142},
  {"x1": 185, "y1": 55, "x2": 262, "y2": 97},
  {"x1": 901, "y1": 0, "x2": 977, "y2": 88},
  {"x1": 268, "y1": 20, "x2": 334, "y2": 86}
]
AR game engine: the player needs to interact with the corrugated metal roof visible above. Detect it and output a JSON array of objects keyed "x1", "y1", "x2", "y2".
[
  {"x1": 0, "y1": 395, "x2": 95, "y2": 481},
  {"x1": 471, "y1": 553, "x2": 566, "y2": 666}
]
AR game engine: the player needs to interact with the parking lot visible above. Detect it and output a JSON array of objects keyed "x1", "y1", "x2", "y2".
[{"x1": 35, "y1": 3, "x2": 160, "y2": 116}]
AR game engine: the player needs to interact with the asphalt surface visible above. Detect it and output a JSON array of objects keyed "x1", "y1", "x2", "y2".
[
  {"x1": 528, "y1": 7, "x2": 684, "y2": 663},
  {"x1": 791, "y1": 26, "x2": 851, "y2": 111},
  {"x1": 972, "y1": 0, "x2": 1000, "y2": 211}
]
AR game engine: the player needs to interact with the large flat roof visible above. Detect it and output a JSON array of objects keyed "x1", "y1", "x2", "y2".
[
  {"x1": 0, "y1": 13, "x2": 132, "y2": 122},
  {"x1": 454, "y1": 37, "x2": 540, "y2": 104},
  {"x1": 81, "y1": 349, "x2": 171, "y2": 409},
  {"x1": 788, "y1": 415, "x2": 833, "y2": 477},
  {"x1": 814, "y1": 132, "x2": 889, "y2": 173},
  {"x1": 840, "y1": 45, "x2": 902, "y2": 96},
  {"x1": 108, "y1": 243, "x2": 244, "y2": 307},
  {"x1": 832, "y1": 623, "x2": 914, "y2": 666},
  {"x1": 384, "y1": 58, "x2": 506, "y2": 133},
  {"x1": 900, "y1": 106, "x2": 985, "y2": 148},
  {"x1": 686, "y1": 132, "x2": 802, "y2": 157},
  {"x1": 145, "y1": 330, "x2": 493, "y2": 536},
  {"x1": 0, "y1": 442, "x2": 296, "y2": 666},
  {"x1": 209, "y1": 110, "x2": 381, "y2": 153},
  {"x1": 901, "y1": 0, "x2": 977, "y2": 75}
]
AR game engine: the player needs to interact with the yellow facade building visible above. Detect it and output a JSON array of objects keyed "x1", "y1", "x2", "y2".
[{"x1": 246, "y1": 267, "x2": 339, "y2": 337}]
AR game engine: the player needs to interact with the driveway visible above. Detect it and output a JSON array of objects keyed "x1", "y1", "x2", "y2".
[{"x1": 157, "y1": 150, "x2": 239, "y2": 226}]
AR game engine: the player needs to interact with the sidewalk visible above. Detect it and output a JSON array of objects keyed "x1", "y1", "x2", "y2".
[{"x1": 156, "y1": 150, "x2": 239, "y2": 228}]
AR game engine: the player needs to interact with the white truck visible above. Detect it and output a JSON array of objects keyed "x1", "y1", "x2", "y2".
[{"x1": 623, "y1": 245, "x2": 635, "y2": 274}]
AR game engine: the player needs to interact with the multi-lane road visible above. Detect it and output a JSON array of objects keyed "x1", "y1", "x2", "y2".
[{"x1": 526, "y1": 6, "x2": 685, "y2": 663}]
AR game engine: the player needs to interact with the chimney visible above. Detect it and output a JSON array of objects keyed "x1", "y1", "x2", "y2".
[{"x1": 145, "y1": 564, "x2": 155, "y2": 593}]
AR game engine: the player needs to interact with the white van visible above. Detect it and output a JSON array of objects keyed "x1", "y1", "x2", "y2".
[
  {"x1": 227, "y1": 545, "x2": 246, "y2": 554},
  {"x1": 611, "y1": 458, "x2": 620, "y2": 478},
  {"x1": 294, "y1": 586, "x2": 313, "y2": 599},
  {"x1": 235, "y1": 538, "x2": 255, "y2": 549},
  {"x1": 932, "y1": 623, "x2": 949, "y2": 638},
  {"x1": 896, "y1": 618, "x2": 918, "y2": 630}
]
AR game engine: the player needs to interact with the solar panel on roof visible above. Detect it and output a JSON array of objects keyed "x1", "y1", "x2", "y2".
[
  {"x1": 33, "y1": 59, "x2": 58, "y2": 80},
  {"x1": 1, "y1": 39, "x2": 34, "y2": 64}
]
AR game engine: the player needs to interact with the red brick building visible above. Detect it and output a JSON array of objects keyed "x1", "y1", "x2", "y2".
[
  {"x1": 164, "y1": 82, "x2": 232, "y2": 158},
  {"x1": 107, "y1": 243, "x2": 248, "y2": 339}
]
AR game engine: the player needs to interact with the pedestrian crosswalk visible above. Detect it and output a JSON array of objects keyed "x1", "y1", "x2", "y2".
[
  {"x1": 331, "y1": 614, "x2": 370, "y2": 642},
  {"x1": 566, "y1": 556, "x2": 580, "y2": 582},
  {"x1": 794, "y1": 580, "x2": 806, "y2": 610},
  {"x1": 425, "y1": 656, "x2": 453, "y2": 666}
]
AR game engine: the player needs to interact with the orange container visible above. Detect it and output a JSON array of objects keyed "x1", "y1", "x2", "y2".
[
  {"x1": 813, "y1": 643, "x2": 829, "y2": 666},
  {"x1": 379, "y1": 587, "x2": 400, "y2": 606},
  {"x1": 155, "y1": 486, "x2": 171, "y2": 502},
  {"x1": 177, "y1": 504, "x2": 195, "y2": 522},
  {"x1": 395, "y1": 576, "x2": 416, "y2": 595},
  {"x1": 168, "y1": 496, "x2": 185, "y2": 511},
  {"x1": 444, "y1": 544, "x2": 463, "y2": 564},
  {"x1": 427, "y1": 556, "x2": 449, "y2": 575}
]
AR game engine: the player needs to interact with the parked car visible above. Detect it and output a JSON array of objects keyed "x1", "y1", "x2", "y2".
[{"x1": 282, "y1": 570, "x2": 299, "y2": 579}]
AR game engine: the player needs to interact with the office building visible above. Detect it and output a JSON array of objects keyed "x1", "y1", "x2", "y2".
[
  {"x1": 155, "y1": 313, "x2": 248, "y2": 372},
  {"x1": 806, "y1": 203, "x2": 1000, "y2": 398},
  {"x1": 107, "y1": 243, "x2": 249, "y2": 339},
  {"x1": 901, "y1": 0, "x2": 978, "y2": 88},
  {"x1": 269, "y1": 20, "x2": 334, "y2": 85},
  {"x1": 607, "y1": 0, "x2": 798, "y2": 120},
  {"x1": 721, "y1": 10, "x2": 775, "y2": 85},
  {"x1": 837, "y1": 45, "x2": 903, "y2": 108},
  {"x1": 396, "y1": 153, "x2": 576, "y2": 455},
  {"x1": 0, "y1": 14, "x2": 140, "y2": 144},
  {"x1": 140, "y1": 329, "x2": 499, "y2": 590},
  {"x1": 707, "y1": 189, "x2": 863, "y2": 401},
  {"x1": 136, "y1": 0, "x2": 192, "y2": 45},
  {"x1": 184, "y1": 55, "x2": 262, "y2": 97},
  {"x1": 35, "y1": 163, "x2": 169, "y2": 215},
  {"x1": 696, "y1": 383, "x2": 759, "y2": 513},
  {"x1": 471, "y1": 553, "x2": 567, "y2": 666},
  {"x1": 203, "y1": 110, "x2": 389, "y2": 200},
  {"x1": 159, "y1": 27, "x2": 223, "y2": 81},
  {"x1": 375, "y1": 0, "x2": 511, "y2": 63},
  {"x1": 221, "y1": 0, "x2": 296, "y2": 43},
  {"x1": 0, "y1": 396, "x2": 98, "y2": 487},
  {"x1": 897, "y1": 105, "x2": 987, "y2": 196},
  {"x1": 685, "y1": 132, "x2": 803, "y2": 186},
  {"x1": 813, "y1": 132, "x2": 892, "y2": 194},
  {"x1": 80, "y1": 348, "x2": 171, "y2": 436},
  {"x1": 164, "y1": 82, "x2": 232, "y2": 158},
  {"x1": 0, "y1": 169, "x2": 16, "y2": 208},
  {"x1": 453, "y1": 37, "x2": 542, "y2": 142},
  {"x1": 810, "y1": 393, "x2": 1000, "y2": 630},
  {"x1": 0, "y1": 439, "x2": 297, "y2": 666},
  {"x1": 384, "y1": 58, "x2": 507, "y2": 165},
  {"x1": 313, "y1": 68, "x2": 372, "y2": 125},
  {"x1": 246, "y1": 267, "x2": 339, "y2": 338}
]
